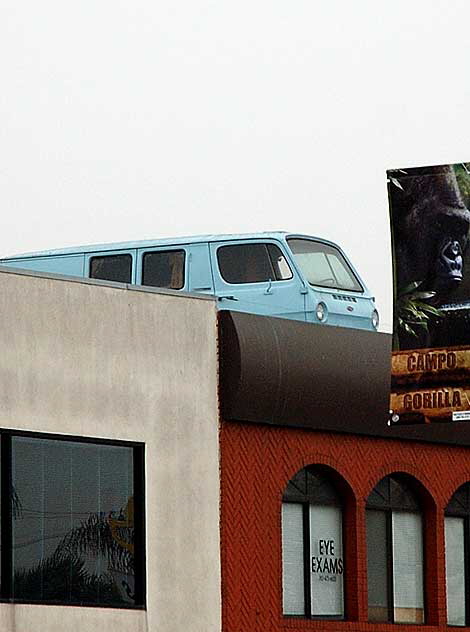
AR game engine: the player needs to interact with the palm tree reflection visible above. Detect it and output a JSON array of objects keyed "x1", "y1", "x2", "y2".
[{"x1": 13, "y1": 495, "x2": 135, "y2": 605}]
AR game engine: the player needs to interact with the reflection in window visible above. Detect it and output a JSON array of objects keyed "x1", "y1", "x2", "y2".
[
  {"x1": 281, "y1": 467, "x2": 344, "y2": 619},
  {"x1": 445, "y1": 483, "x2": 470, "y2": 626},
  {"x1": 142, "y1": 250, "x2": 185, "y2": 289},
  {"x1": 366, "y1": 474, "x2": 424, "y2": 624},
  {"x1": 11, "y1": 436, "x2": 140, "y2": 606},
  {"x1": 89, "y1": 254, "x2": 132, "y2": 283},
  {"x1": 217, "y1": 243, "x2": 292, "y2": 284},
  {"x1": 287, "y1": 238, "x2": 362, "y2": 292}
]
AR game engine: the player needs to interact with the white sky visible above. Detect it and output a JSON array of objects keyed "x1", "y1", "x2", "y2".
[{"x1": 2, "y1": 0, "x2": 470, "y2": 332}]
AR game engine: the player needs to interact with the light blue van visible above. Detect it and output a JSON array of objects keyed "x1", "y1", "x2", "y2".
[{"x1": 0, "y1": 232, "x2": 379, "y2": 331}]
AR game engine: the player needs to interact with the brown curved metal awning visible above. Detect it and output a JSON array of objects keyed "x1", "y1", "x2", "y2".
[
  {"x1": 218, "y1": 311, "x2": 392, "y2": 434},
  {"x1": 218, "y1": 311, "x2": 470, "y2": 445}
]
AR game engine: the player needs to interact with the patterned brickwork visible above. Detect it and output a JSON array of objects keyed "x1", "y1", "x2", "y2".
[{"x1": 219, "y1": 420, "x2": 470, "y2": 632}]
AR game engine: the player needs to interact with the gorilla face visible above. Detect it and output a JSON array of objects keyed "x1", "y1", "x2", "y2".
[
  {"x1": 436, "y1": 230, "x2": 465, "y2": 289},
  {"x1": 390, "y1": 165, "x2": 470, "y2": 298}
]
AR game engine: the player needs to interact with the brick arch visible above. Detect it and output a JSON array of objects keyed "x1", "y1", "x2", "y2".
[
  {"x1": 280, "y1": 459, "x2": 360, "y2": 621},
  {"x1": 279, "y1": 454, "x2": 358, "y2": 505},
  {"x1": 364, "y1": 469, "x2": 440, "y2": 625},
  {"x1": 363, "y1": 464, "x2": 437, "y2": 511},
  {"x1": 443, "y1": 476, "x2": 470, "y2": 508}
]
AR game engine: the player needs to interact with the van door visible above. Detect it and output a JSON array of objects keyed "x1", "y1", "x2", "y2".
[
  {"x1": 186, "y1": 243, "x2": 214, "y2": 294},
  {"x1": 209, "y1": 239, "x2": 306, "y2": 320}
]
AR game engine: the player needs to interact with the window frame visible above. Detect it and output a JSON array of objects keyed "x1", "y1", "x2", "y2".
[
  {"x1": 0, "y1": 428, "x2": 146, "y2": 610},
  {"x1": 445, "y1": 484, "x2": 470, "y2": 626},
  {"x1": 88, "y1": 252, "x2": 135, "y2": 284},
  {"x1": 287, "y1": 237, "x2": 364, "y2": 293},
  {"x1": 281, "y1": 466, "x2": 346, "y2": 620},
  {"x1": 216, "y1": 242, "x2": 293, "y2": 285},
  {"x1": 141, "y1": 248, "x2": 186, "y2": 290},
  {"x1": 366, "y1": 475, "x2": 425, "y2": 624}
]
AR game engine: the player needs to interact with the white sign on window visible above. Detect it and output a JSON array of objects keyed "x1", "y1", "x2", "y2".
[{"x1": 309, "y1": 505, "x2": 344, "y2": 617}]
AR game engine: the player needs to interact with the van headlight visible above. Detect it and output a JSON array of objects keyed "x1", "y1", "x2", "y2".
[
  {"x1": 316, "y1": 302, "x2": 327, "y2": 322},
  {"x1": 372, "y1": 309, "x2": 379, "y2": 329}
]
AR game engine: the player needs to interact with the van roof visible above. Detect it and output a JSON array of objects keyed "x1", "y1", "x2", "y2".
[{"x1": 3, "y1": 231, "x2": 340, "y2": 260}]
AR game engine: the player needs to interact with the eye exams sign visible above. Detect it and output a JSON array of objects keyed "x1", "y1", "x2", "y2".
[
  {"x1": 310, "y1": 506, "x2": 344, "y2": 616},
  {"x1": 388, "y1": 162, "x2": 470, "y2": 423},
  {"x1": 311, "y1": 538, "x2": 344, "y2": 576}
]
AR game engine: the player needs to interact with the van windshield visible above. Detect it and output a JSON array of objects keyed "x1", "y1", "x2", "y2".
[{"x1": 287, "y1": 238, "x2": 363, "y2": 292}]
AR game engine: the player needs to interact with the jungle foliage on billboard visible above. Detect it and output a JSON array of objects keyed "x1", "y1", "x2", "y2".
[{"x1": 389, "y1": 162, "x2": 470, "y2": 423}]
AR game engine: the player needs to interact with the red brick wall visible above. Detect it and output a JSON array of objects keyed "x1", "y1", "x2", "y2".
[{"x1": 219, "y1": 420, "x2": 470, "y2": 632}]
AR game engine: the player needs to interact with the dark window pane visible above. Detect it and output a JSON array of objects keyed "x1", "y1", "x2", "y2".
[
  {"x1": 366, "y1": 510, "x2": 389, "y2": 621},
  {"x1": 389, "y1": 477, "x2": 420, "y2": 510},
  {"x1": 11, "y1": 437, "x2": 135, "y2": 606},
  {"x1": 142, "y1": 250, "x2": 185, "y2": 289},
  {"x1": 90, "y1": 255, "x2": 132, "y2": 283},
  {"x1": 367, "y1": 475, "x2": 420, "y2": 511},
  {"x1": 366, "y1": 477, "x2": 390, "y2": 508},
  {"x1": 283, "y1": 467, "x2": 340, "y2": 505},
  {"x1": 446, "y1": 482, "x2": 470, "y2": 515},
  {"x1": 283, "y1": 468, "x2": 310, "y2": 501},
  {"x1": 306, "y1": 471, "x2": 340, "y2": 505},
  {"x1": 217, "y1": 244, "x2": 276, "y2": 284}
]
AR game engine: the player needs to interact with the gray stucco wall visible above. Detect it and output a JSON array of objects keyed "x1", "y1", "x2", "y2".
[{"x1": 0, "y1": 268, "x2": 221, "y2": 632}]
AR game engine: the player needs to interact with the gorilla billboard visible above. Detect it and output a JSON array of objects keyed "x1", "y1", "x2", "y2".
[{"x1": 388, "y1": 162, "x2": 470, "y2": 423}]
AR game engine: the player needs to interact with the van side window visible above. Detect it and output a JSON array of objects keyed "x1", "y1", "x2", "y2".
[
  {"x1": 268, "y1": 244, "x2": 293, "y2": 280},
  {"x1": 217, "y1": 243, "x2": 293, "y2": 284},
  {"x1": 89, "y1": 254, "x2": 132, "y2": 283},
  {"x1": 142, "y1": 250, "x2": 185, "y2": 289}
]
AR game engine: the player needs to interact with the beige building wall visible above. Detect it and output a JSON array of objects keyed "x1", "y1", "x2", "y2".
[{"x1": 0, "y1": 268, "x2": 221, "y2": 632}]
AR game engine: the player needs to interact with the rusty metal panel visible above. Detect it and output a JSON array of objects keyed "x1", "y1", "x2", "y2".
[{"x1": 218, "y1": 311, "x2": 392, "y2": 435}]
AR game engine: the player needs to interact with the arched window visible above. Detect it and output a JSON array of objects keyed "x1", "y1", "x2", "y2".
[
  {"x1": 445, "y1": 483, "x2": 470, "y2": 626},
  {"x1": 366, "y1": 474, "x2": 424, "y2": 624},
  {"x1": 281, "y1": 466, "x2": 344, "y2": 619}
]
